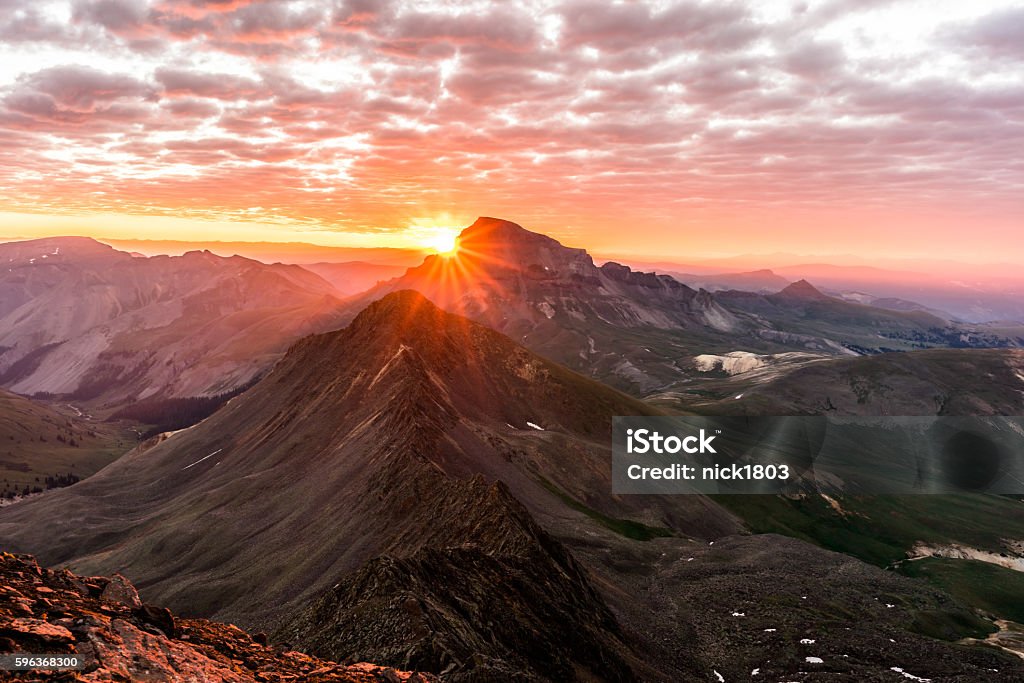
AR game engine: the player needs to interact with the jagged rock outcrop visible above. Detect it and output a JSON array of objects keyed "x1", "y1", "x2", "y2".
[
  {"x1": 0, "y1": 552, "x2": 435, "y2": 682},
  {"x1": 275, "y1": 479, "x2": 635, "y2": 682}
]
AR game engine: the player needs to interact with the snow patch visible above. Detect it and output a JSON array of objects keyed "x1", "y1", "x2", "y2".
[
  {"x1": 182, "y1": 448, "x2": 222, "y2": 471},
  {"x1": 694, "y1": 351, "x2": 768, "y2": 375},
  {"x1": 526, "y1": 421, "x2": 544, "y2": 431},
  {"x1": 369, "y1": 344, "x2": 413, "y2": 388},
  {"x1": 805, "y1": 657, "x2": 823, "y2": 664},
  {"x1": 713, "y1": 670, "x2": 724, "y2": 682},
  {"x1": 891, "y1": 667, "x2": 932, "y2": 682}
]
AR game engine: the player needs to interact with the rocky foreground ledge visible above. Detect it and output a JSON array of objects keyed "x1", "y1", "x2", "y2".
[{"x1": 0, "y1": 552, "x2": 436, "y2": 682}]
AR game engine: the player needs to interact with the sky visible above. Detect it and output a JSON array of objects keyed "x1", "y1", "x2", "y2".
[{"x1": 0, "y1": 0, "x2": 1021, "y2": 264}]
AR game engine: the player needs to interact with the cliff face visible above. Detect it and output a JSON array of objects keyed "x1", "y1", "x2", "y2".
[{"x1": 0, "y1": 551, "x2": 436, "y2": 682}]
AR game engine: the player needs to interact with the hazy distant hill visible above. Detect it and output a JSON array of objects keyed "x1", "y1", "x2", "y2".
[
  {"x1": 716, "y1": 279, "x2": 963, "y2": 353},
  {"x1": 771, "y1": 263, "x2": 1024, "y2": 323},
  {"x1": 0, "y1": 237, "x2": 347, "y2": 406},
  {"x1": 99, "y1": 237, "x2": 425, "y2": 267},
  {"x1": 300, "y1": 261, "x2": 407, "y2": 296},
  {"x1": 667, "y1": 268, "x2": 791, "y2": 293}
]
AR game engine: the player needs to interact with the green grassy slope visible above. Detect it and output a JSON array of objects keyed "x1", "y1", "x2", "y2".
[{"x1": 0, "y1": 390, "x2": 133, "y2": 498}]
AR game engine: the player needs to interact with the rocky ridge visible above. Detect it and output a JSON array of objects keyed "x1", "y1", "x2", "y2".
[{"x1": 0, "y1": 551, "x2": 435, "y2": 682}]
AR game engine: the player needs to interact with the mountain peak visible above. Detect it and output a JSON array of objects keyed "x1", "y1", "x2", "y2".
[
  {"x1": 778, "y1": 279, "x2": 831, "y2": 301},
  {"x1": 455, "y1": 216, "x2": 578, "y2": 261},
  {"x1": 347, "y1": 290, "x2": 444, "y2": 334},
  {"x1": 460, "y1": 216, "x2": 532, "y2": 236}
]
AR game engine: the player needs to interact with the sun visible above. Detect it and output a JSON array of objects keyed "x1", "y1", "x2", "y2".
[{"x1": 422, "y1": 228, "x2": 460, "y2": 256}]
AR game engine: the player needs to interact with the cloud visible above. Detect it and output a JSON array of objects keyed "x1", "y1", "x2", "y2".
[
  {"x1": 73, "y1": 0, "x2": 149, "y2": 31},
  {"x1": 155, "y1": 67, "x2": 265, "y2": 99},
  {"x1": 4, "y1": 65, "x2": 155, "y2": 116},
  {"x1": 783, "y1": 40, "x2": 846, "y2": 79},
  {"x1": 944, "y1": 7, "x2": 1024, "y2": 61},
  {"x1": 0, "y1": 0, "x2": 1021, "y2": 260},
  {"x1": 558, "y1": 0, "x2": 760, "y2": 53}
]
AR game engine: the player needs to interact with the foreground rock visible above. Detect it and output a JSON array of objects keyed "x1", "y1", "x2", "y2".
[{"x1": 0, "y1": 552, "x2": 435, "y2": 682}]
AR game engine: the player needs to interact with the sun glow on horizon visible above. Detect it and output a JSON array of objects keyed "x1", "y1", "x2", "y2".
[
  {"x1": 407, "y1": 215, "x2": 468, "y2": 256},
  {"x1": 422, "y1": 228, "x2": 460, "y2": 256}
]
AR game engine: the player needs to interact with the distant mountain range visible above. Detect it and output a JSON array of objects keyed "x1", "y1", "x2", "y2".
[
  {"x1": 300, "y1": 260, "x2": 407, "y2": 296},
  {"x1": 0, "y1": 237, "x2": 347, "y2": 406},
  {"x1": 3, "y1": 224, "x2": 1020, "y2": 410},
  {"x1": 3, "y1": 223, "x2": 1021, "y2": 414},
  {"x1": 98, "y1": 237, "x2": 425, "y2": 267},
  {"x1": 667, "y1": 268, "x2": 791, "y2": 294}
]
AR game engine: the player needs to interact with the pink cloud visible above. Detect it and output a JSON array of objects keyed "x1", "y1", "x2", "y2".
[{"x1": 0, "y1": 0, "x2": 1020, "y2": 263}]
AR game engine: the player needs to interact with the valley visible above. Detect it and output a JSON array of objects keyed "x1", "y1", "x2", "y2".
[{"x1": 0, "y1": 389, "x2": 133, "y2": 502}]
